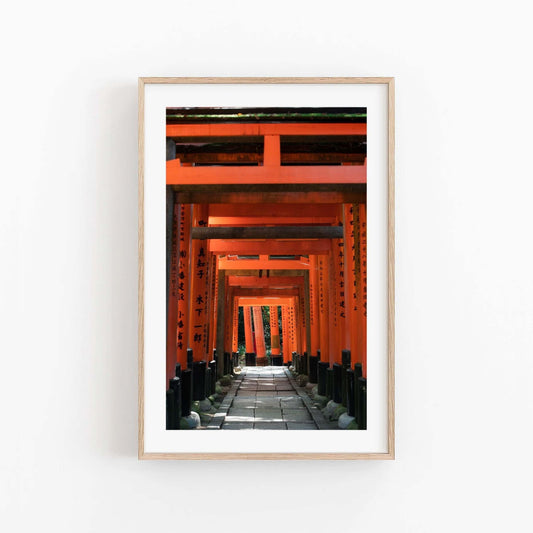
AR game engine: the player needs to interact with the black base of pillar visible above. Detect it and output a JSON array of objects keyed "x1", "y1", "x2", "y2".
[
  {"x1": 208, "y1": 360, "x2": 217, "y2": 395},
  {"x1": 347, "y1": 369, "x2": 355, "y2": 417},
  {"x1": 245, "y1": 352, "x2": 256, "y2": 366},
  {"x1": 317, "y1": 361, "x2": 329, "y2": 396},
  {"x1": 326, "y1": 367, "x2": 334, "y2": 399},
  {"x1": 166, "y1": 389, "x2": 179, "y2": 430},
  {"x1": 341, "y1": 367, "x2": 348, "y2": 406},
  {"x1": 309, "y1": 355, "x2": 318, "y2": 383},
  {"x1": 332, "y1": 363, "x2": 342, "y2": 404},
  {"x1": 205, "y1": 368, "x2": 212, "y2": 396},
  {"x1": 224, "y1": 352, "x2": 231, "y2": 375},
  {"x1": 271, "y1": 355, "x2": 283, "y2": 366},
  {"x1": 181, "y1": 369, "x2": 192, "y2": 417},
  {"x1": 192, "y1": 361, "x2": 207, "y2": 401},
  {"x1": 357, "y1": 377, "x2": 367, "y2": 429}
]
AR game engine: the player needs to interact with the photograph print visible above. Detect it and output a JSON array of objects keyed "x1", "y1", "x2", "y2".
[{"x1": 165, "y1": 106, "x2": 368, "y2": 432}]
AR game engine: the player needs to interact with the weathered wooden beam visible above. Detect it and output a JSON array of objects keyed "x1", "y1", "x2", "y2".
[
  {"x1": 208, "y1": 239, "x2": 332, "y2": 255},
  {"x1": 175, "y1": 152, "x2": 366, "y2": 164},
  {"x1": 208, "y1": 216, "x2": 336, "y2": 226},
  {"x1": 209, "y1": 203, "x2": 341, "y2": 218},
  {"x1": 218, "y1": 258, "x2": 311, "y2": 270},
  {"x1": 175, "y1": 189, "x2": 366, "y2": 205},
  {"x1": 167, "y1": 122, "x2": 367, "y2": 137},
  {"x1": 192, "y1": 226, "x2": 343, "y2": 240},
  {"x1": 233, "y1": 288, "x2": 299, "y2": 297},
  {"x1": 167, "y1": 160, "x2": 366, "y2": 185},
  {"x1": 227, "y1": 275, "x2": 304, "y2": 288},
  {"x1": 238, "y1": 297, "x2": 295, "y2": 306}
]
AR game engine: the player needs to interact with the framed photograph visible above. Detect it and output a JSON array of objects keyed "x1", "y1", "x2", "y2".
[{"x1": 139, "y1": 77, "x2": 394, "y2": 459}]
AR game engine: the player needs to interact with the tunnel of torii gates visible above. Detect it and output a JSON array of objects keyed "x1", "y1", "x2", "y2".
[{"x1": 165, "y1": 110, "x2": 367, "y2": 392}]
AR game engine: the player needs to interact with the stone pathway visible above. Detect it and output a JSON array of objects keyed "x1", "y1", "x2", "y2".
[{"x1": 208, "y1": 366, "x2": 337, "y2": 430}]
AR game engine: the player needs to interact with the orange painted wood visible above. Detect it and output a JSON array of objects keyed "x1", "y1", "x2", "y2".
[
  {"x1": 244, "y1": 306, "x2": 254, "y2": 353},
  {"x1": 181, "y1": 191, "x2": 367, "y2": 205},
  {"x1": 238, "y1": 297, "x2": 295, "y2": 306},
  {"x1": 270, "y1": 306, "x2": 280, "y2": 355},
  {"x1": 334, "y1": 207, "x2": 347, "y2": 361},
  {"x1": 298, "y1": 291, "x2": 307, "y2": 354},
  {"x1": 207, "y1": 253, "x2": 218, "y2": 357},
  {"x1": 281, "y1": 305, "x2": 290, "y2": 363},
  {"x1": 208, "y1": 216, "x2": 336, "y2": 226},
  {"x1": 166, "y1": 200, "x2": 179, "y2": 385},
  {"x1": 218, "y1": 257, "x2": 311, "y2": 270},
  {"x1": 175, "y1": 151, "x2": 366, "y2": 165},
  {"x1": 166, "y1": 122, "x2": 367, "y2": 137},
  {"x1": 317, "y1": 255, "x2": 330, "y2": 363},
  {"x1": 208, "y1": 239, "x2": 331, "y2": 255},
  {"x1": 359, "y1": 204, "x2": 367, "y2": 377},
  {"x1": 309, "y1": 255, "x2": 320, "y2": 356},
  {"x1": 264, "y1": 135, "x2": 280, "y2": 166},
  {"x1": 224, "y1": 283, "x2": 232, "y2": 356},
  {"x1": 233, "y1": 288, "x2": 299, "y2": 298},
  {"x1": 209, "y1": 204, "x2": 340, "y2": 218},
  {"x1": 188, "y1": 204, "x2": 209, "y2": 360},
  {"x1": 176, "y1": 204, "x2": 191, "y2": 367},
  {"x1": 227, "y1": 276, "x2": 304, "y2": 288},
  {"x1": 252, "y1": 306, "x2": 266, "y2": 358},
  {"x1": 232, "y1": 298, "x2": 239, "y2": 353},
  {"x1": 328, "y1": 244, "x2": 340, "y2": 364},
  {"x1": 343, "y1": 203, "x2": 356, "y2": 353},
  {"x1": 167, "y1": 160, "x2": 366, "y2": 185},
  {"x1": 288, "y1": 303, "x2": 297, "y2": 355}
]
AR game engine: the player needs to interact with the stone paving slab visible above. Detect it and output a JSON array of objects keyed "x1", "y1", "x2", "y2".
[
  {"x1": 286, "y1": 422, "x2": 317, "y2": 430},
  {"x1": 222, "y1": 422, "x2": 254, "y2": 430},
  {"x1": 254, "y1": 422, "x2": 287, "y2": 430},
  {"x1": 211, "y1": 366, "x2": 338, "y2": 430}
]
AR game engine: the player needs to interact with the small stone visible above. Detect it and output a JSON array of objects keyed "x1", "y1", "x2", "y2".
[
  {"x1": 338, "y1": 413, "x2": 355, "y2": 429},
  {"x1": 346, "y1": 420, "x2": 359, "y2": 430},
  {"x1": 322, "y1": 400, "x2": 340, "y2": 420},
  {"x1": 296, "y1": 374, "x2": 309, "y2": 387},
  {"x1": 181, "y1": 412, "x2": 200, "y2": 429},
  {"x1": 219, "y1": 375, "x2": 232, "y2": 387},
  {"x1": 199, "y1": 398, "x2": 213, "y2": 412},
  {"x1": 200, "y1": 412, "x2": 214, "y2": 424},
  {"x1": 332, "y1": 405, "x2": 347, "y2": 421}
]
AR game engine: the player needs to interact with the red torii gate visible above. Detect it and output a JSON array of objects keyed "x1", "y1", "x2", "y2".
[{"x1": 166, "y1": 117, "x2": 367, "y2": 383}]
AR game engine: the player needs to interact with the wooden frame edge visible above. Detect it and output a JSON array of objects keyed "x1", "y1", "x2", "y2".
[
  {"x1": 138, "y1": 77, "x2": 395, "y2": 460},
  {"x1": 139, "y1": 452, "x2": 395, "y2": 460},
  {"x1": 387, "y1": 78, "x2": 395, "y2": 460},
  {"x1": 138, "y1": 77, "x2": 145, "y2": 460}
]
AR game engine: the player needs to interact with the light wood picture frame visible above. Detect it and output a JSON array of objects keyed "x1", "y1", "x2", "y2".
[{"x1": 139, "y1": 77, "x2": 394, "y2": 459}]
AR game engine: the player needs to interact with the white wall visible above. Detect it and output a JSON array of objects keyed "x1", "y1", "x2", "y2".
[{"x1": 1, "y1": 1, "x2": 532, "y2": 531}]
